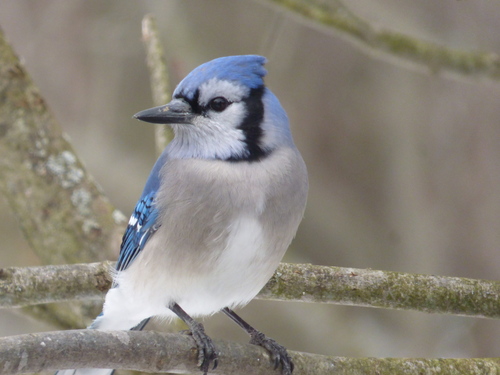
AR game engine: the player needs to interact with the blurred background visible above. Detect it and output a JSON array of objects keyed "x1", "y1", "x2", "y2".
[{"x1": 1, "y1": 0, "x2": 500, "y2": 371}]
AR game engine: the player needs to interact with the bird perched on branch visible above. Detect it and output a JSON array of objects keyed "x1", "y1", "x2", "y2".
[{"x1": 56, "y1": 55, "x2": 308, "y2": 375}]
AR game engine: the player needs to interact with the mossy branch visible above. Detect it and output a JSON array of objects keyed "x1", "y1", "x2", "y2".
[
  {"x1": 0, "y1": 28, "x2": 124, "y2": 267},
  {"x1": 2, "y1": 262, "x2": 500, "y2": 319},
  {"x1": 268, "y1": 0, "x2": 500, "y2": 81},
  {"x1": 1, "y1": 329, "x2": 500, "y2": 375}
]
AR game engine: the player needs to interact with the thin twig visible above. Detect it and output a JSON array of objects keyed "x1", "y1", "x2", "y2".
[{"x1": 141, "y1": 14, "x2": 174, "y2": 155}]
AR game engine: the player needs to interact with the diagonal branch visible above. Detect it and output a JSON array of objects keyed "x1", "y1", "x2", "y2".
[
  {"x1": 0, "y1": 27, "x2": 124, "y2": 267},
  {"x1": 1, "y1": 330, "x2": 499, "y2": 375},
  {"x1": 2, "y1": 262, "x2": 500, "y2": 319},
  {"x1": 268, "y1": 0, "x2": 500, "y2": 82}
]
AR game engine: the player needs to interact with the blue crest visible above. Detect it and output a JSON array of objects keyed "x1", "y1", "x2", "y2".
[{"x1": 174, "y1": 55, "x2": 267, "y2": 100}]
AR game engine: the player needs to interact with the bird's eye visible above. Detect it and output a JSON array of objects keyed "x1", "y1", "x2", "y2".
[{"x1": 208, "y1": 97, "x2": 230, "y2": 112}]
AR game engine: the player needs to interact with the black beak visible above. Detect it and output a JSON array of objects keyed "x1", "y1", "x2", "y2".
[{"x1": 134, "y1": 99, "x2": 194, "y2": 125}]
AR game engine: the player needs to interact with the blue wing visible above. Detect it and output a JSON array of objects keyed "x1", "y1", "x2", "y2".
[
  {"x1": 115, "y1": 147, "x2": 169, "y2": 272},
  {"x1": 116, "y1": 191, "x2": 160, "y2": 272}
]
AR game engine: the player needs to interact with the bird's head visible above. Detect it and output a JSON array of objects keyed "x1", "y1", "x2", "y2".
[{"x1": 134, "y1": 55, "x2": 294, "y2": 161}]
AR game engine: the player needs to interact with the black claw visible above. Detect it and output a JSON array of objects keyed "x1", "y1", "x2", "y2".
[
  {"x1": 170, "y1": 303, "x2": 218, "y2": 375},
  {"x1": 249, "y1": 332, "x2": 293, "y2": 375},
  {"x1": 274, "y1": 356, "x2": 280, "y2": 370},
  {"x1": 212, "y1": 356, "x2": 219, "y2": 370},
  {"x1": 189, "y1": 321, "x2": 218, "y2": 375},
  {"x1": 221, "y1": 308, "x2": 294, "y2": 374}
]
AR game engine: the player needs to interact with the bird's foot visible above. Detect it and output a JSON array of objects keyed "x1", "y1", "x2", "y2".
[
  {"x1": 185, "y1": 321, "x2": 218, "y2": 375},
  {"x1": 250, "y1": 331, "x2": 294, "y2": 375}
]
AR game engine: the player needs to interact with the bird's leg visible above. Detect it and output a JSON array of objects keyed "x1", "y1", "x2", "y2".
[
  {"x1": 222, "y1": 307, "x2": 294, "y2": 375},
  {"x1": 169, "y1": 303, "x2": 218, "y2": 374},
  {"x1": 131, "y1": 317, "x2": 151, "y2": 331}
]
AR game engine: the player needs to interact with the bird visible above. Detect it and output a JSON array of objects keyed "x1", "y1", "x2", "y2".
[{"x1": 56, "y1": 55, "x2": 308, "y2": 375}]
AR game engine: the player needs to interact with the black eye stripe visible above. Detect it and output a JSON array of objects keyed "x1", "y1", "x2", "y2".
[{"x1": 175, "y1": 89, "x2": 202, "y2": 114}]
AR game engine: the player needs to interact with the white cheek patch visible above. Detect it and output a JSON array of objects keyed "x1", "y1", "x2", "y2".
[
  {"x1": 198, "y1": 78, "x2": 249, "y2": 105},
  {"x1": 177, "y1": 103, "x2": 246, "y2": 160},
  {"x1": 209, "y1": 102, "x2": 247, "y2": 132}
]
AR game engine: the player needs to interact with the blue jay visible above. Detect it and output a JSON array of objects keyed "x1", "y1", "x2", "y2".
[{"x1": 56, "y1": 55, "x2": 308, "y2": 375}]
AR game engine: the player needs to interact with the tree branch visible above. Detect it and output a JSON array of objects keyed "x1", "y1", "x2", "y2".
[
  {"x1": 0, "y1": 262, "x2": 112, "y2": 308},
  {"x1": 141, "y1": 14, "x2": 174, "y2": 155},
  {"x1": 1, "y1": 330, "x2": 499, "y2": 375},
  {"x1": 263, "y1": 263, "x2": 500, "y2": 319},
  {"x1": 0, "y1": 27, "x2": 124, "y2": 266},
  {"x1": 268, "y1": 0, "x2": 500, "y2": 82},
  {"x1": 3, "y1": 262, "x2": 500, "y2": 319}
]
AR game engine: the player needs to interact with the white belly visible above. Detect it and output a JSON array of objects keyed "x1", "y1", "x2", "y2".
[{"x1": 101, "y1": 214, "x2": 277, "y2": 327}]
